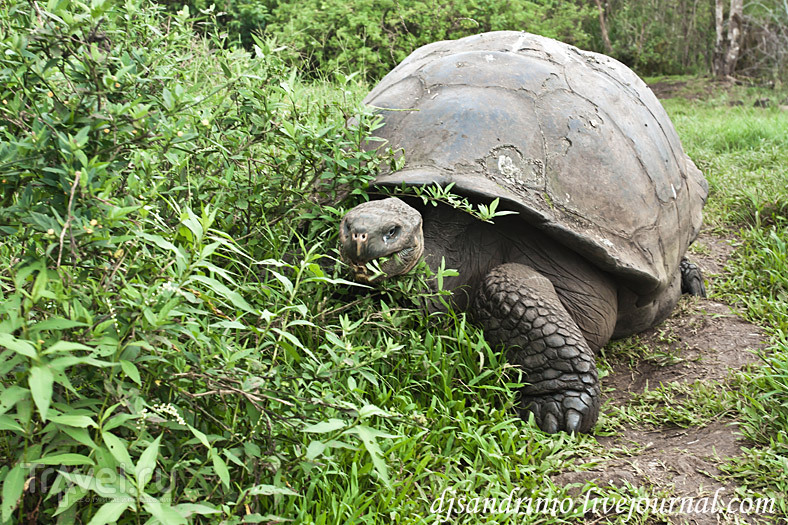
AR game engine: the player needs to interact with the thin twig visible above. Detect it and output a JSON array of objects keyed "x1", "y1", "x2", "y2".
[
  {"x1": 29, "y1": 0, "x2": 44, "y2": 26},
  {"x1": 57, "y1": 171, "x2": 81, "y2": 267}
]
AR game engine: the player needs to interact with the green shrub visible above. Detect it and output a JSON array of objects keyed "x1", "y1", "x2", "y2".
[
  {"x1": 0, "y1": 0, "x2": 413, "y2": 521},
  {"x1": 264, "y1": 0, "x2": 595, "y2": 81}
]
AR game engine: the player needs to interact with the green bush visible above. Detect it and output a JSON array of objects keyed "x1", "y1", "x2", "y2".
[
  {"x1": 156, "y1": 0, "x2": 274, "y2": 48},
  {"x1": 264, "y1": 0, "x2": 595, "y2": 81},
  {"x1": 0, "y1": 0, "x2": 413, "y2": 521},
  {"x1": 597, "y1": 0, "x2": 715, "y2": 76}
]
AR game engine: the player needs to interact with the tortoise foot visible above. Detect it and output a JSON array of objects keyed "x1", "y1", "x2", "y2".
[
  {"x1": 518, "y1": 389, "x2": 599, "y2": 434},
  {"x1": 472, "y1": 262, "x2": 601, "y2": 434},
  {"x1": 680, "y1": 257, "x2": 706, "y2": 297}
]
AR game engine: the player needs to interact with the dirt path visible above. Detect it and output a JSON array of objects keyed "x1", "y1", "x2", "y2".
[{"x1": 552, "y1": 231, "x2": 770, "y2": 524}]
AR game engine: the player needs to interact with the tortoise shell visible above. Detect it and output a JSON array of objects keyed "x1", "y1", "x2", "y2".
[{"x1": 364, "y1": 31, "x2": 708, "y2": 295}]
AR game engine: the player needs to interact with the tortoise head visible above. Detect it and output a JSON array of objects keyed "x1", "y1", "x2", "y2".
[{"x1": 339, "y1": 197, "x2": 424, "y2": 283}]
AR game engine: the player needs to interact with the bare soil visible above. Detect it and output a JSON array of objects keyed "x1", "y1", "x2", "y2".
[
  {"x1": 552, "y1": 231, "x2": 772, "y2": 524},
  {"x1": 648, "y1": 79, "x2": 721, "y2": 101}
]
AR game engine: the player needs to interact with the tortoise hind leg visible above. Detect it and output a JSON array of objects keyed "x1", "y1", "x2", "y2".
[
  {"x1": 680, "y1": 257, "x2": 706, "y2": 297},
  {"x1": 472, "y1": 263, "x2": 600, "y2": 433}
]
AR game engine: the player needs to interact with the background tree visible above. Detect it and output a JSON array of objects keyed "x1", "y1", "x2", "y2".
[
  {"x1": 593, "y1": 0, "x2": 614, "y2": 55},
  {"x1": 714, "y1": 0, "x2": 745, "y2": 77},
  {"x1": 738, "y1": 0, "x2": 788, "y2": 84}
]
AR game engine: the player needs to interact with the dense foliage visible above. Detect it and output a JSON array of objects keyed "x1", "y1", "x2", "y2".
[
  {"x1": 0, "y1": 1, "x2": 429, "y2": 521},
  {"x1": 263, "y1": 0, "x2": 594, "y2": 81},
  {"x1": 166, "y1": 0, "x2": 788, "y2": 83},
  {"x1": 0, "y1": 1, "x2": 560, "y2": 523},
  {"x1": 599, "y1": 0, "x2": 716, "y2": 75}
]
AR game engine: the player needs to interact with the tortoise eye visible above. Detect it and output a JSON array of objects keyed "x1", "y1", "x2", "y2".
[{"x1": 384, "y1": 226, "x2": 399, "y2": 242}]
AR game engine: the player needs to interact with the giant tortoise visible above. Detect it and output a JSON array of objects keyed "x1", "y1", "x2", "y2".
[{"x1": 338, "y1": 31, "x2": 708, "y2": 433}]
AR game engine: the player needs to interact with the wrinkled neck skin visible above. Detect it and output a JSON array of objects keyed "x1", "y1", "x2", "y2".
[
  {"x1": 420, "y1": 204, "x2": 503, "y2": 313},
  {"x1": 417, "y1": 203, "x2": 617, "y2": 324}
]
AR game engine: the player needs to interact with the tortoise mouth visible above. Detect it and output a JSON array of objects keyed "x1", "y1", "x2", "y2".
[{"x1": 347, "y1": 244, "x2": 424, "y2": 283}]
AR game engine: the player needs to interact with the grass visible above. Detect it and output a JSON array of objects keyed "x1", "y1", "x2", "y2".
[
  {"x1": 657, "y1": 83, "x2": 788, "y2": 513},
  {"x1": 606, "y1": 380, "x2": 737, "y2": 429},
  {"x1": 663, "y1": 92, "x2": 788, "y2": 228}
]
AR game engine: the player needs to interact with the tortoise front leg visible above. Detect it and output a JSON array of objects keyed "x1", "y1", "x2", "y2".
[{"x1": 472, "y1": 263, "x2": 600, "y2": 433}]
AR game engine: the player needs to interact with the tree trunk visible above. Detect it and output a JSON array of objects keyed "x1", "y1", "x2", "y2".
[
  {"x1": 593, "y1": 0, "x2": 614, "y2": 55},
  {"x1": 713, "y1": 0, "x2": 745, "y2": 77},
  {"x1": 713, "y1": 0, "x2": 726, "y2": 76},
  {"x1": 724, "y1": 0, "x2": 744, "y2": 76}
]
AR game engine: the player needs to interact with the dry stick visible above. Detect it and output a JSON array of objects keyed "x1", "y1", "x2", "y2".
[
  {"x1": 57, "y1": 171, "x2": 81, "y2": 268},
  {"x1": 29, "y1": 0, "x2": 44, "y2": 26}
]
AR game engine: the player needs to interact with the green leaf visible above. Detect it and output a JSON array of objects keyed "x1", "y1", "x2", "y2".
[
  {"x1": 246, "y1": 484, "x2": 300, "y2": 497},
  {"x1": 138, "y1": 232, "x2": 186, "y2": 265},
  {"x1": 173, "y1": 503, "x2": 222, "y2": 517},
  {"x1": 102, "y1": 413, "x2": 136, "y2": 432},
  {"x1": 211, "y1": 448, "x2": 230, "y2": 489},
  {"x1": 302, "y1": 418, "x2": 346, "y2": 434},
  {"x1": 358, "y1": 404, "x2": 389, "y2": 419},
  {"x1": 32, "y1": 318, "x2": 88, "y2": 332},
  {"x1": 48, "y1": 356, "x2": 114, "y2": 370},
  {"x1": 305, "y1": 441, "x2": 326, "y2": 461},
  {"x1": 0, "y1": 333, "x2": 37, "y2": 359},
  {"x1": 59, "y1": 426, "x2": 97, "y2": 448},
  {"x1": 135, "y1": 435, "x2": 161, "y2": 491},
  {"x1": 181, "y1": 207, "x2": 204, "y2": 243},
  {"x1": 34, "y1": 453, "x2": 95, "y2": 466},
  {"x1": 269, "y1": 270, "x2": 294, "y2": 295},
  {"x1": 29, "y1": 365, "x2": 54, "y2": 421},
  {"x1": 1, "y1": 464, "x2": 26, "y2": 522},
  {"x1": 344, "y1": 425, "x2": 396, "y2": 484},
  {"x1": 0, "y1": 350, "x2": 22, "y2": 377},
  {"x1": 187, "y1": 424, "x2": 211, "y2": 449},
  {"x1": 0, "y1": 414, "x2": 23, "y2": 432},
  {"x1": 49, "y1": 414, "x2": 97, "y2": 428},
  {"x1": 119, "y1": 360, "x2": 141, "y2": 385},
  {"x1": 102, "y1": 432, "x2": 134, "y2": 472},
  {"x1": 188, "y1": 275, "x2": 256, "y2": 314},
  {"x1": 87, "y1": 499, "x2": 132, "y2": 525},
  {"x1": 73, "y1": 125, "x2": 91, "y2": 147},
  {"x1": 31, "y1": 266, "x2": 49, "y2": 302},
  {"x1": 43, "y1": 340, "x2": 94, "y2": 354},
  {"x1": 59, "y1": 471, "x2": 126, "y2": 500},
  {"x1": 162, "y1": 88, "x2": 175, "y2": 111},
  {"x1": 52, "y1": 483, "x2": 87, "y2": 517},
  {"x1": 143, "y1": 498, "x2": 187, "y2": 525},
  {"x1": 0, "y1": 386, "x2": 30, "y2": 415}
]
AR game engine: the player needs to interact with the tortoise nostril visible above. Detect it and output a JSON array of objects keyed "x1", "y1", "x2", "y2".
[{"x1": 351, "y1": 232, "x2": 368, "y2": 242}]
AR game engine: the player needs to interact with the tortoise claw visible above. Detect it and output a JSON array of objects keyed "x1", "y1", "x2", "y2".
[
  {"x1": 542, "y1": 412, "x2": 559, "y2": 434},
  {"x1": 519, "y1": 391, "x2": 597, "y2": 434},
  {"x1": 565, "y1": 409, "x2": 582, "y2": 433},
  {"x1": 680, "y1": 258, "x2": 706, "y2": 297}
]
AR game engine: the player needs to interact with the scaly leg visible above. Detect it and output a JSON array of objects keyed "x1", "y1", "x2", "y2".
[{"x1": 472, "y1": 263, "x2": 600, "y2": 433}]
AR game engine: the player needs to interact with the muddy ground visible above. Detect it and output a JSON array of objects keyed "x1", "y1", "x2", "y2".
[{"x1": 552, "y1": 230, "x2": 771, "y2": 524}]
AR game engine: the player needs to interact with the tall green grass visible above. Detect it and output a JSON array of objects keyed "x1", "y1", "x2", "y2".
[{"x1": 664, "y1": 96, "x2": 788, "y2": 227}]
